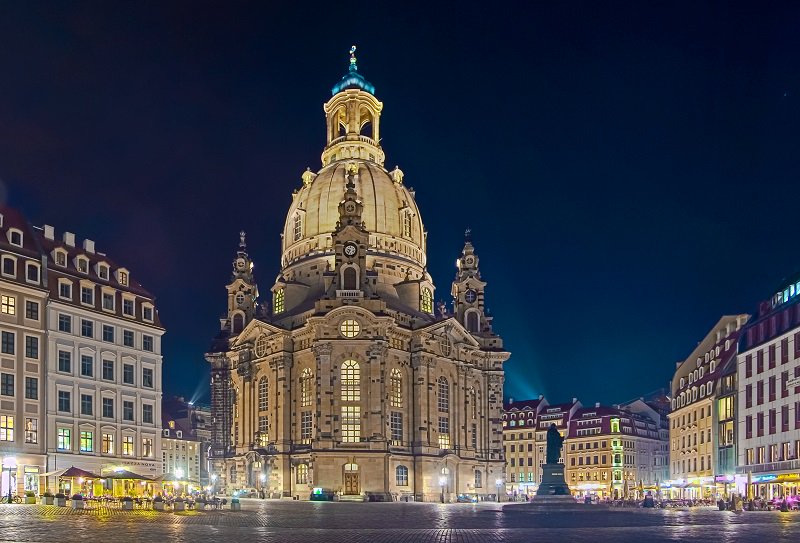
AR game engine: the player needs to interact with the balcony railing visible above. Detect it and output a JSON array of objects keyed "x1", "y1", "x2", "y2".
[{"x1": 736, "y1": 458, "x2": 800, "y2": 474}]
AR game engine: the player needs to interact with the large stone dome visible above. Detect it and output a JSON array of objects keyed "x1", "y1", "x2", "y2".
[{"x1": 281, "y1": 160, "x2": 426, "y2": 269}]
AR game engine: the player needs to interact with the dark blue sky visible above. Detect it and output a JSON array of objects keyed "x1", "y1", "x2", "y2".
[{"x1": 1, "y1": 2, "x2": 799, "y2": 406}]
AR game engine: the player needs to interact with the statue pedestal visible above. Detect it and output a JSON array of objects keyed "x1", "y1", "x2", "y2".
[{"x1": 536, "y1": 463, "x2": 571, "y2": 496}]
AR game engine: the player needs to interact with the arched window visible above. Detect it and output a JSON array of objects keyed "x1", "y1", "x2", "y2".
[
  {"x1": 475, "y1": 470, "x2": 483, "y2": 488},
  {"x1": 421, "y1": 288, "x2": 433, "y2": 314},
  {"x1": 273, "y1": 289, "x2": 285, "y2": 314},
  {"x1": 232, "y1": 313, "x2": 244, "y2": 334},
  {"x1": 466, "y1": 312, "x2": 479, "y2": 333},
  {"x1": 296, "y1": 463, "x2": 308, "y2": 484},
  {"x1": 293, "y1": 214, "x2": 303, "y2": 242},
  {"x1": 437, "y1": 377, "x2": 449, "y2": 413},
  {"x1": 396, "y1": 465, "x2": 408, "y2": 486},
  {"x1": 258, "y1": 377, "x2": 268, "y2": 411},
  {"x1": 341, "y1": 361, "x2": 360, "y2": 402},
  {"x1": 390, "y1": 369, "x2": 402, "y2": 408},
  {"x1": 300, "y1": 368, "x2": 313, "y2": 407},
  {"x1": 343, "y1": 267, "x2": 357, "y2": 290}
]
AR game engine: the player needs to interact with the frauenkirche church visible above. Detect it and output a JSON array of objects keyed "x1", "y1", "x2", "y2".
[{"x1": 206, "y1": 49, "x2": 510, "y2": 502}]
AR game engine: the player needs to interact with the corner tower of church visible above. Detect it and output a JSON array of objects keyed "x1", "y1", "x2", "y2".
[{"x1": 206, "y1": 48, "x2": 510, "y2": 502}]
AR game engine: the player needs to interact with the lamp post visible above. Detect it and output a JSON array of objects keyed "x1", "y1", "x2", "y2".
[
  {"x1": 260, "y1": 473, "x2": 266, "y2": 498},
  {"x1": 496, "y1": 478, "x2": 504, "y2": 503},
  {"x1": 211, "y1": 474, "x2": 217, "y2": 495},
  {"x1": 439, "y1": 476, "x2": 446, "y2": 504},
  {"x1": 3, "y1": 456, "x2": 17, "y2": 503}
]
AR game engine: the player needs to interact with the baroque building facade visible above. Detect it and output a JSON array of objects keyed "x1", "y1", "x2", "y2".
[{"x1": 207, "y1": 52, "x2": 509, "y2": 502}]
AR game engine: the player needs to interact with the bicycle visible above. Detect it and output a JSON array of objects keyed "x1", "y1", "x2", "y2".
[{"x1": 2, "y1": 495, "x2": 22, "y2": 504}]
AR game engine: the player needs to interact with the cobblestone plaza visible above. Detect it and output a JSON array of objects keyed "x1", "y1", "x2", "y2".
[{"x1": 1, "y1": 500, "x2": 799, "y2": 542}]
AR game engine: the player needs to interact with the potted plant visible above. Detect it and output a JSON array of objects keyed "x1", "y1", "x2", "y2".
[
  {"x1": 173, "y1": 497, "x2": 185, "y2": 512},
  {"x1": 24, "y1": 491, "x2": 36, "y2": 504},
  {"x1": 121, "y1": 496, "x2": 134, "y2": 510},
  {"x1": 54, "y1": 493, "x2": 67, "y2": 507},
  {"x1": 230, "y1": 496, "x2": 241, "y2": 511},
  {"x1": 195, "y1": 497, "x2": 206, "y2": 511},
  {"x1": 41, "y1": 491, "x2": 54, "y2": 505},
  {"x1": 71, "y1": 494, "x2": 85, "y2": 509},
  {"x1": 153, "y1": 495, "x2": 165, "y2": 511}
]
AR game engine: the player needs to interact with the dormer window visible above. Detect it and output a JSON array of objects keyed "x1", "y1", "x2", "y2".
[
  {"x1": 168, "y1": 420, "x2": 175, "y2": 429},
  {"x1": 176, "y1": 430, "x2": 182, "y2": 439},
  {"x1": 163, "y1": 429, "x2": 170, "y2": 437},
  {"x1": 26, "y1": 262, "x2": 40, "y2": 284},
  {"x1": 98, "y1": 264, "x2": 109, "y2": 280},
  {"x1": 54, "y1": 250, "x2": 67, "y2": 267},
  {"x1": 8, "y1": 228, "x2": 22, "y2": 247},
  {"x1": 77, "y1": 257, "x2": 89, "y2": 274},
  {"x1": 117, "y1": 269, "x2": 129, "y2": 287},
  {"x1": 142, "y1": 305, "x2": 154, "y2": 322},
  {"x1": 1, "y1": 256, "x2": 16, "y2": 277}
]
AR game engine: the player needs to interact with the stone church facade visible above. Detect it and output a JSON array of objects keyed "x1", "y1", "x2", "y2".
[{"x1": 207, "y1": 51, "x2": 509, "y2": 502}]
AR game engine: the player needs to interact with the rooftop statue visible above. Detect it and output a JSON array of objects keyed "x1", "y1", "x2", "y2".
[{"x1": 545, "y1": 423, "x2": 563, "y2": 464}]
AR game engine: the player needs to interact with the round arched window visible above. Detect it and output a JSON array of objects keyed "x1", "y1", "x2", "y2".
[
  {"x1": 340, "y1": 319, "x2": 360, "y2": 338},
  {"x1": 255, "y1": 334, "x2": 268, "y2": 357}
]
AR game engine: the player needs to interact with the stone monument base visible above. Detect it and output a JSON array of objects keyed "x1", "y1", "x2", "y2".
[{"x1": 535, "y1": 463, "x2": 572, "y2": 497}]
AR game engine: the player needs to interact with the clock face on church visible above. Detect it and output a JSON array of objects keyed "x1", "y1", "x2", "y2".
[
  {"x1": 344, "y1": 202, "x2": 356, "y2": 214},
  {"x1": 465, "y1": 289, "x2": 477, "y2": 303},
  {"x1": 343, "y1": 242, "x2": 358, "y2": 257}
]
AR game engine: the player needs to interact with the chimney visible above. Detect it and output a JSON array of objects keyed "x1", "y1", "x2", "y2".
[
  {"x1": 63, "y1": 232, "x2": 75, "y2": 247},
  {"x1": 83, "y1": 239, "x2": 95, "y2": 253},
  {"x1": 43, "y1": 225, "x2": 55, "y2": 240}
]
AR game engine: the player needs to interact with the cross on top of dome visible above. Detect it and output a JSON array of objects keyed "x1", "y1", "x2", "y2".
[{"x1": 331, "y1": 45, "x2": 376, "y2": 96}]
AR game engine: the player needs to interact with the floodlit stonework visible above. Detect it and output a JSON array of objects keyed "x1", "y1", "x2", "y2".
[{"x1": 207, "y1": 51, "x2": 510, "y2": 502}]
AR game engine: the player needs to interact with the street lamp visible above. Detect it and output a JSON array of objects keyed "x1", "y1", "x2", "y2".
[
  {"x1": 495, "y1": 478, "x2": 504, "y2": 503},
  {"x1": 3, "y1": 456, "x2": 18, "y2": 503},
  {"x1": 438, "y1": 476, "x2": 447, "y2": 503}
]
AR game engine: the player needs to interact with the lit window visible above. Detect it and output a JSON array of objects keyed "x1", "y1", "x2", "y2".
[
  {"x1": 102, "y1": 433, "x2": 114, "y2": 454},
  {"x1": 402, "y1": 212, "x2": 412, "y2": 238},
  {"x1": 274, "y1": 289, "x2": 285, "y2": 313},
  {"x1": 258, "y1": 415, "x2": 269, "y2": 445},
  {"x1": 118, "y1": 270, "x2": 128, "y2": 286},
  {"x1": 340, "y1": 319, "x2": 360, "y2": 338},
  {"x1": 24, "y1": 418, "x2": 37, "y2": 444},
  {"x1": 438, "y1": 416, "x2": 450, "y2": 449},
  {"x1": 341, "y1": 360, "x2": 360, "y2": 402},
  {"x1": 341, "y1": 405, "x2": 361, "y2": 442},
  {"x1": 421, "y1": 288, "x2": 433, "y2": 313},
  {"x1": 57, "y1": 428, "x2": 71, "y2": 450},
  {"x1": 300, "y1": 368, "x2": 313, "y2": 407},
  {"x1": 80, "y1": 431, "x2": 93, "y2": 452},
  {"x1": 1, "y1": 295, "x2": 15, "y2": 315},
  {"x1": 142, "y1": 437, "x2": 153, "y2": 457},
  {"x1": 0, "y1": 414, "x2": 12, "y2": 441},
  {"x1": 122, "y1": 435, "x2": 134, "y2": 455},
  {"x1": 296, "y1": 463, "x2": 308, "y2": 484},
  {"x1": 390, "y1": 368, "x2": 402, "y2": 407}
]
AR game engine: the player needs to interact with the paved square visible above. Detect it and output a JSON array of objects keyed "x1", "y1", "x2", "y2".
[{"x1": 1, "y1": 500, "x2": 799, "y2": 542}]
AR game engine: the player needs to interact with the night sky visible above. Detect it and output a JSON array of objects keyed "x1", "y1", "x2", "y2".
[{"x1": 1, "y1": 2, "x2": 799, "y2": 407}]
